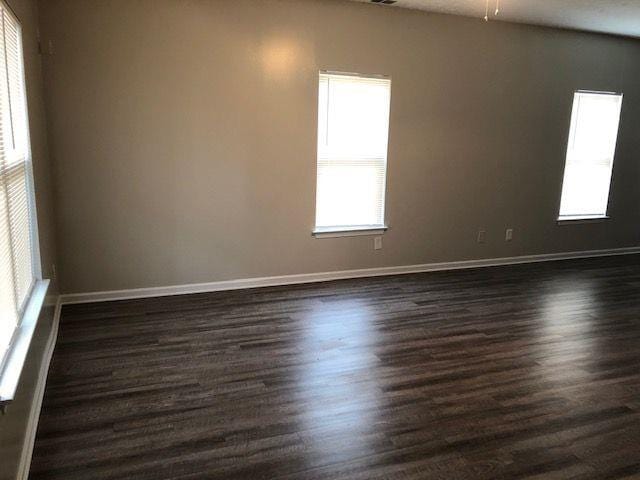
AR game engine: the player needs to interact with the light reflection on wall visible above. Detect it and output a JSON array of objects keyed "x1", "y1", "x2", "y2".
[
  {"x1": 260, "y1": 38, "x2": 301, "y2": 81},
  {"x1": 294, "y1": 298, "x2": 382, "y2": 467}
]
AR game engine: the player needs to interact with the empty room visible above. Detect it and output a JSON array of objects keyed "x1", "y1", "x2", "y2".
[{"x1": 2, "y1": 0, "x2": 640, "y2": 478}]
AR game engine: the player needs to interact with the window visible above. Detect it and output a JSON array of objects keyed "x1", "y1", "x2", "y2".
[
  {"x1": 314, "y1": 72, "x2": 391, "y2": 234},
  {"x1": 558, "y1": 91, "x2": 623, "y2": 221},
  {"x1": 0, "y1": 3, "x2": 41, "y2": 388}
]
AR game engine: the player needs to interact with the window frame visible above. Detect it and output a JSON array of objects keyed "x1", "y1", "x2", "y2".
[
  {"x1": 556, "y1": 89, "x2": 623, "y2": 224},
  {"x1": 312, "y1": 70, "x2": 391, "y2": 238},
  {"x1": 0, "y1": 0, "x2": 48, "y2": 410}
]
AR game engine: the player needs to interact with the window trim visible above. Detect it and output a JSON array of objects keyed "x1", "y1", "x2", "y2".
[
  {"x1": 556, "y1": 89, "x2": 623, "y2": 223},
  {"x1": 313, "y1": 225, "x2": 388, "y2": 238},
  {"x1": 0, "y1": 1, "x2": 46, "y2": 410},
  {"x1": 0, "y1": 279, "x2": 48, "y2": 408},
  {"x1": 313, "y1": 70, "x2": 392, "y2": 234},
  {"x1": 557, "y1": 215, "x2": 610, "y2": 225},
  {"x1": 320, "y1": 70, "x2": 389, "y2": 81}
]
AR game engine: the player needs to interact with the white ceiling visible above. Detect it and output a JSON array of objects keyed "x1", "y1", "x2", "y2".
[{"x1": 349, "y1": 0, "x2": 640, "y2": 39}]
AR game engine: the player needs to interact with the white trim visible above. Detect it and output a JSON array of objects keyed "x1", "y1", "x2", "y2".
[
  {"x1": 557, "y1": 215, "x2": 610, "y2": 225},
  {"x1": 0, "y1": 280, "x2": 49, "y2": 404},
  {"x1": 16, "y1": 296, "x2": 60, "y2": 480},
  {"x1": 60, "y1": 246, "x2": 640, "y2": 305},
  {"x1": 313, "y1": 226, "x2": 388, "y2": 238},
  {"x1": 320, "y1": 70, "x2": 390, "y2": 81}
]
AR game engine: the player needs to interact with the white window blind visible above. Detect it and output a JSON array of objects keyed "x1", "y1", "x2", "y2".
[
  {"x1": 315, "y1": 72, "x2": 391, "y2": 231},
  {"x1": 559, "y1": 91, "x2": 623, "y2": 220},
  {"x1": 0, "y1": 4, "x2": 35, "y2": 370}
]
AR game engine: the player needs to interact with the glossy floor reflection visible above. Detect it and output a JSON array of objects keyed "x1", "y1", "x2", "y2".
[{"x1": 31, "y1": 255, "x2": 640, "y2": 479}]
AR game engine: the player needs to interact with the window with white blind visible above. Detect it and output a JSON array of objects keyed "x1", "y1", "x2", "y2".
[
  {"x1": 558, "y1": 91, "x2": 623, "y2": 221},
  {"x1": 0, "y1": 1, "x2": 42, "y2": 399},
  {"x1": 314, "y1": 72, "x2": 391, "y2": 235}
]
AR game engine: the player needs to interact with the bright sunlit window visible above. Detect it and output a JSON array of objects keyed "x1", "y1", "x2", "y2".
[
  {"x1": 558, "y1": 91, "x2": 623, "y2": 220},
  {"x1": 314, "y1": 72, "x2": 391, "y2": 233},
  {"x1": 0, "y1": 4, "x2": 39, "y2": 375}
]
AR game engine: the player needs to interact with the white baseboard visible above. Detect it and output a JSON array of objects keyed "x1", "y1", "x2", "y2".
[
  {"x1": 16, "y1": 297, "x2": 61, "y2": 480},
  {"x1": 60, "y1": 246, "x2": 640, "y2": 305}
]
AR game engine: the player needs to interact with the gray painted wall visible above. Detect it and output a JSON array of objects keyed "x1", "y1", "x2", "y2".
[{"x1": 38, "y1": 0, "x2": 640, "y2": 294}]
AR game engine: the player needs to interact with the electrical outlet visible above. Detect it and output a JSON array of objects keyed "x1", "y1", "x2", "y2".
[
  {"x1": 505, "y1": 228, "x2": 513, "y2": 242},
  {"x1": 51, "y1": 263, "x2": 57, "y2": 280},
  {"x1": 374, "y1": 237, "x2": 383, "y2": 250},
  {"x1": 477, "y1": 229, "x2": 486, "y2": 244}
]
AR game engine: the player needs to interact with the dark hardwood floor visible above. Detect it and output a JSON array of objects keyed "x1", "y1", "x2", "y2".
[{"x1": 30, "y1": 255, "x2": 640, "y2": 479}]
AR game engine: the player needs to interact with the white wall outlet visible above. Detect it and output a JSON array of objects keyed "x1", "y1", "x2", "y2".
[
  {"x1": 51, "y1": 263, "x2": 57, "y2": 280},
  {"x1": 505, "y1": 228, "x2": 514, "y2": 242},
  {"x1": 374, "y1": 237, "x2": 383, "y2": 250},
  {"x1": 477, "y1": 229, "x2": 486, "y2": 244}
]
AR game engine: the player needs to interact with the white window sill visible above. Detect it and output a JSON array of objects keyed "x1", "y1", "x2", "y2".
[
  {"x1": 0, "y1": 279, "x2": 50, "y2": 409},
  {"x1": 313, "y1": 226, "x2": 388, "y2": 238},
  {"x1": 557, "y1": 215, "x2": 610, "y2": 225}
]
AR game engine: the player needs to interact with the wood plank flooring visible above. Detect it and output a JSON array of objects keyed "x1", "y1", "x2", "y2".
[{"x1": 30, "y1": 255, "x2": 640, "y2": 479}]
